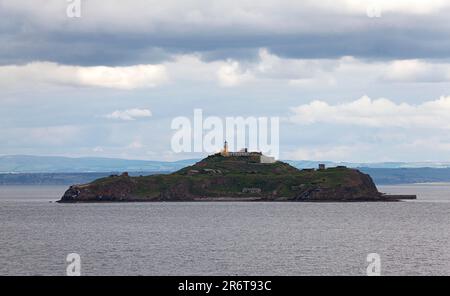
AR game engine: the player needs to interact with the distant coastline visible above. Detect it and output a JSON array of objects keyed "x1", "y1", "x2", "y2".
[
  {"x1": 3, "y1": 168, "x2": 450, "y2": 186},
  {"x1": 2, "y1": 155, "x2": 450, "y2": 186}
]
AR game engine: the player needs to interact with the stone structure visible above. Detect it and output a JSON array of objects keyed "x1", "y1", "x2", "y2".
[{"x1": 220, "y1": 141, "x2": 276, "y2": 164}]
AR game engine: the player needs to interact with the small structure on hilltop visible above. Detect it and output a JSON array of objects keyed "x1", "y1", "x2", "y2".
[{"x1": 220, "y1": 141, "x2": 276, "y2": 163}]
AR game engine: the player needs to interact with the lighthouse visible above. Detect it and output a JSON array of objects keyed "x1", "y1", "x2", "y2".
[{"x1": 221, "y1": 140, "x2": 229, "y2": 156}]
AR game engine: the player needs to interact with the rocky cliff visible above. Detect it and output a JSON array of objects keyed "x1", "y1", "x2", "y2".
[{"x1": 59, "y1": 154, "x2": 396, "y2": 203}]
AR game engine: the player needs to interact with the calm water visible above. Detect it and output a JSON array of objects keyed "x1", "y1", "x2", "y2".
[{"x1": 0, "y1": 184, "x2": 449, "y2": 276}]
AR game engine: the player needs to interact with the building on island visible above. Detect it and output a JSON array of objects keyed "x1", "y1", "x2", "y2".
[{"x1": 220, "y1": 141, "x2": 276, "y2": 164}]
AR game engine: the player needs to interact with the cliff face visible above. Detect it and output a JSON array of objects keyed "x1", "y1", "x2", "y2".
[{"x1": 60, "y1": 154, "x2": 385, "y2": 203}]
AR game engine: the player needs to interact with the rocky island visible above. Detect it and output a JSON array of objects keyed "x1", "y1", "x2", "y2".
[{"x1": 59, "y1": 146, "x2": 416, "y2": 203}]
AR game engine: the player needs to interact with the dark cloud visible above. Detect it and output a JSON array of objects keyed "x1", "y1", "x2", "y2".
[{"x1": 1, "y1": 2, "x2": 450, "y2": 66}]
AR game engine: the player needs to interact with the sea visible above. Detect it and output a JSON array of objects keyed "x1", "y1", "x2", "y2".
[{"x1": 0, "y1": 184, "x2": 449, "y2": 276}]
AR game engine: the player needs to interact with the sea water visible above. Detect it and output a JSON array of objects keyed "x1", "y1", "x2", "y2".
[{"x1": 0, "y1": 184, "x2": 449, "y2": 275}]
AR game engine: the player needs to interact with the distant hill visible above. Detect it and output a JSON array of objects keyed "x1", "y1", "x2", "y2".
[
  {"x1": 2, "y1": 155, "x2": 450, "y2": 185},
  {"x1": 0, "y1": 172, "x2": 163, "y2": 185},
  {"x1": 284, "y1": 160, "x2": 450, "y2": 169},
  {"x1": 2, "y1": 155, "x2": 450, "y2": 173},
  {"x1": 0, "y1": 155, "x2": 197, "y2": 173},
  {"x1": 358, "y1": 168, "x2": 450, "y2": 185}
]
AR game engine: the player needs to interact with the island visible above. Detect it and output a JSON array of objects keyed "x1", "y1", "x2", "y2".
[{"x1": 59, "y1": 144, "x2": 416, "y2": 203}]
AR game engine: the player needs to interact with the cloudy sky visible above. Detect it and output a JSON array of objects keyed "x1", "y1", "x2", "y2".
[{"x1": 2, "y1": 0, "x2": 450, "y2": 162}]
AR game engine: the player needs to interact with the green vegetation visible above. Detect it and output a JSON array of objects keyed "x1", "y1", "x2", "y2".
[
  {"x1": 86, "y1": 155, "x2": 359, "y2": 198},
  {"x1": 60, "y1": 153, "x2": 381, "y2": 202}
]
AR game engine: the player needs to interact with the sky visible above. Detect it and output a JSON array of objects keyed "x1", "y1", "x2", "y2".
[{"x1": 2, "y1": 0, "x2": 450, "y2": 162}]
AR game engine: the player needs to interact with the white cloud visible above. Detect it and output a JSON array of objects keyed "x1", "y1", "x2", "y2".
[
  {"x1": 289, "y1": 95, "x2": 450, "y2": 129},
  {"x1": 167, "y1": 49, "x2": 339, "y2": 87},
  {"x1": 173, "y1": 50, "x2": 450, "y2": 88},
  {"x1": 382, "y1": 60, "x2": 450, "y2": 82},
  {"x1": 217, "y1": 60, "x2": 253, "y2": 87},
  {"x1": 76, "y1": 64, "x2": 168, "y2": 89},
  {"x1": 313, "y1": 0, "x2": 450, "y2": 15},
  {"x1": 0, "y1": 62, "x2": 168, "y2": 90},
  {"x1": 256, "y1": 48, "x2": 337, "y2": 80},
  {"x1": 105, "y1": 109, "x2": 152, "y2": 121},
  {"x1": 4, "y1": 52, "x2": 450, "y2": 92}
]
